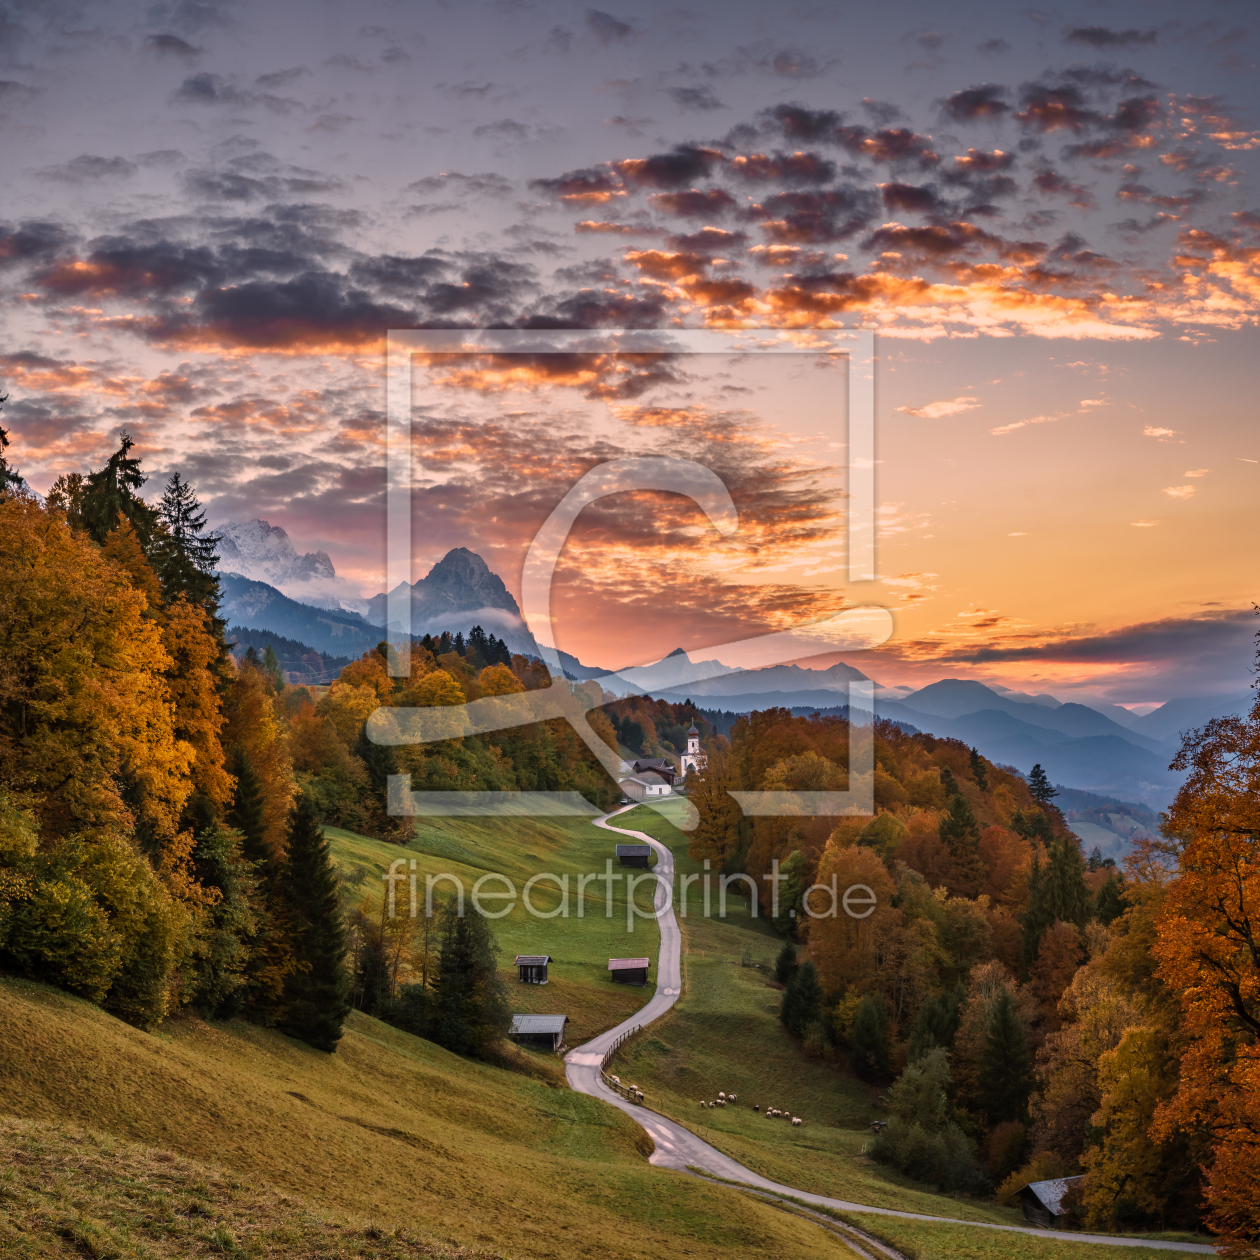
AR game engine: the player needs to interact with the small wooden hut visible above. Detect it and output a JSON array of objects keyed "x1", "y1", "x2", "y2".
[
  {"x1": 608, "y1": 957, "x2": 650, "y2": 986},
  {"x1": 1017, "y1": 1176, "x2": 1083, "y2": 1227},
  {"x1": 508, "y1": 1014, "x2": 568, "y2": 1051},
  {"x1": 514, "y1": 954, "x2": 551, "y2": 984},
  {"x1": 616, "y1": 843, "x2": 652, "y2": 868}
]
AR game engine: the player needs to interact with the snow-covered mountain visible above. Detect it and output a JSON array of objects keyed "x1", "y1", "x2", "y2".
[{"x1": 215, "y1": 520, "x2": 367, "y2": 614}]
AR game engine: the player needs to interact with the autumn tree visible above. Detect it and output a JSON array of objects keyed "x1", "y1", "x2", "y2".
[
  {"x1": 939, "y1": 793, "x2": 984, "y2": 897},
  {"x1": 687, "y1": 745, "x2": 743, "y2": 870}
]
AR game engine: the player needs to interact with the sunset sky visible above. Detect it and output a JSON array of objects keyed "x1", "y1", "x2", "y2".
[{"x1": 3, "y1": 0, "x2": 1258, "y2": 704}]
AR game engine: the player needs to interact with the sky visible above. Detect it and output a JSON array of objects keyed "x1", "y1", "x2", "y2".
[{"x1": 2, "y1": 0, "x2": 1258, "y2": 703}]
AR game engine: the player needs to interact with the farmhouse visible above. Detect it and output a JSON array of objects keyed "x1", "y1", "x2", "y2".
[
  {"x1": 508, "y1": 1014, "x2": 568, "y2": 1051},
  {"x1": 608, "y1": 957, "x2": 650, "y2": 986},
  {"x1": 629, "y1": 757, "x2": 677, "y2": 786},
  {"x1": 1017, "y1": 1176, "x2": 1083, "y2": 1227},
  {"x1": 616, "y1": 843, "x2": 653, "y2": 868},
  {"x1": 513, "y1": 954, "x2": 551, "y2": 984},
  {"x1": 618, "y1": 771, "x2": 671, "y2": 801}
]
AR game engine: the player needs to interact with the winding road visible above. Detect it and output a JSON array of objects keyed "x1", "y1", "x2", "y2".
[{"x1": 564, "y1": 806, "x2": 1215, "y2": 1255}]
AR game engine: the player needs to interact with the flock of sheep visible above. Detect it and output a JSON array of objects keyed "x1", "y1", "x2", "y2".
[{"x1": 699, "y1": 1092, "x2": 804, "y2": 1126}]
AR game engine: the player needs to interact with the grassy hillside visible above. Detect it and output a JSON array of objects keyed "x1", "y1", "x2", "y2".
[
  {"x1": 327, "y1": 815, "x2": 665, "y2": 1044},
  {"x1": 0, "y1": 977, "x2": 847, "y2": 1260}
]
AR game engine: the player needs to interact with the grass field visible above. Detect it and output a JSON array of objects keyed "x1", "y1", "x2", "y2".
[
  {"x1": 0, "y1": 976, "x2": 849, "y2": 1260},
  {"x1": 327, "y1": 816, "x2": 665, "y2": 1045}
]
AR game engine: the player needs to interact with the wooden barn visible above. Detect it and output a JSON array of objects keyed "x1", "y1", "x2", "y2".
[
  {"x1": 514, "y1": 954, "x2": 551, "y2": 984},
  {"x1": 608, "y1": 957, "x2": 650, "y2": 986},
  {"x1": 508, "y1": 1013, "x2": 568, "y2": 1051},
  {"x1": 616, "y1": 843, "x2": 652, "y2": 868},
  {"x1": 1017, "y1": 1176, "x2": 1083, "y2": 1227}
]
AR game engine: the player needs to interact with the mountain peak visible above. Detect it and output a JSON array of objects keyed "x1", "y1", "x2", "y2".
[{"x1": 665, "y1": 647, "x2": 689, "y2": 659}]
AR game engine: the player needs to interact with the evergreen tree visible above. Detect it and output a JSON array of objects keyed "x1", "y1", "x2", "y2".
[
  {"x1": 969, "y1": 746, "x2": 989, "y2": 792},
  {"x1": 1021, "y1": 834, "x2": 1090, "y2": 967},
  {"x1": 1094, "y1": 872, "x2": 1127, "y2": 926},
  {"x1": 978, "y1": 987, "x2": 1034, "y2": 1125},
  {"x1": 907, "y1": 982, "x2": 966, "y2": 1062},
  {"x1": 155, "y1": 471, "x2": 220, "y2": 611},
  {"x1": 1011, "y1": 807, "x2": 1055, "y2": 845},
  {"x1": 453, "y1": 630, "x2": 466, "y2": 655},
  {"x1": 187, "y1": 825, "x2": 258, "y2": 1017},
  {"x1": 81, "y1": 432, "x2": 159, "y2": 546},
  {"x1": 0, "y1": 395, "x2": 25, "y2": 499},
  {"x1": 780, "y1": 958, "x2": 823, "y2": 1037},
  {"x1": 773, "y1": 938, "x2": 798, "y2": 985},
  {"x1": 939, "y1": 794, "x2": 984, "y2": 895},
  {"x1": 227, "y1": 751, "x2": 271, "y2": 876},
  {"x1": 262, "y1": 644, "x2": 285, "y2": 693},
  {"x1": 1027, "y1": 763, "x2": 1058, "y2": 805},
  {"x1": 467, "y1": 624, "x2": 489, "y2": 666},
  {"x1": 940, "y1": 766, "x2": 960, "y2": 798},
  {"x1": 437, "y1": 631, "x2": 453, "y2": 654},
  {"x1": 430, "y1": 901, "x2": 511, "y2": 1057},
  {"x1": 279, "y1": 795, "x2": 351, "y2": 1052},
  {"x1": 849, "y1": 994, "x2": 892, "y2": 1081}
]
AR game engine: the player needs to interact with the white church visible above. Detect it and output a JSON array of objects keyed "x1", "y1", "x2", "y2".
[{"x1": 618, "y1": 724, "x2": 705, "y2": 802}]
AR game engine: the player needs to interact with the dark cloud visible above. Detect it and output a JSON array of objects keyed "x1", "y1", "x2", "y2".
[
  {"x1": 669, "y1": 85, "x2": 726, "y2": 111},
  {"x1": 759, "y1": 105, "x2": 938, "y2": 167},
  {"x1": 915, "y1": 31, "x2": 945, "y2": 52},
  {"x1": 940, "y1": 84, "x2": 1011, "y2": 122},
  {"x1": 617, "y1": 145, "x2": 723, "y2": 189},
  {"x1": 752, "y1": 188, "x2": 878, "y2": 244},
  {"x1": 0, "y1": 221, "x2": 77, "y2": 268},
  {"x1": 861, "y1": 99, "x2": 903, "y2": 124},
  {"x1": 1033, "y1": 168, "x2": 1094, "y2": 207},
  {"x1": 1066, "y1": 26, "x2": 1157, "y2": 49},
  {"x1": 648, "y1": 188, "x2": 738, "y2": 218},
  {"x1": 143, "y1": 33, "x2": 201, "y2": 57},
  {"x1": 586, "y1": 8, "x2": 632, "y2": 43},
  {"x1": 530, "y1": 166, "x2": 622, "y2": 200},
  {"x1": 255, "y1": 66, "x2": 309, "y2": 89},
  {"x1": 472, "y1": 119, "x2": 532, "y2": 142},
  {"x1": 862, "y1": 220, "x2": 1009, "y2": 259},
  {"x1": 171, "y1": 72, "x2": 247, "y2": 106},
  {"x1": 137, "y1": 149, "x2": 185, "y2": 167},
  {"x1": 729, "y1": 151, "x2": 837, "y2": 185},
  {"x1": 668, "y1": 227, "x2": 748, "y2": 251},
  {"x1": 406, "y1": 171, "x2": 513, "y2": 198},
  {"x1": 880, "y1": 182, "x2": 945, "y2": 214},
  {"x1": 521, "y1": 289, "x2": 671, "y2": 330},
  {"x1": 762, "y1": 103, "x2": 843, "y2": 143},
  {"x1": 37, "y1": 155, "x2": 138, "y2": 183},
  {"x1": 0, "y1": 80, "x2": 40, "y2": 108},
  {"x1": 347, "y1": 254, "x2": 450, "y2": 297},
  {"x1": 182, "y1": 168, "x2": 346, "y2": 201},
  {"x1": 1015, "y1": 81, "x2": 1103, "y2": 133},
  {"x1": 978, "y1": 39, "x2": 1010, "y2": 55},
  {"x1": 766, "y1": 49, "x2": 827, "y2": 78}
]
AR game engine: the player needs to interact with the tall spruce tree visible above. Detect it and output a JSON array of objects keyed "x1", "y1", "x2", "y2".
[
  {"x1": 1027, "y1": 763, "x2": 1058, "y2": 806},
  {"x1": 939, "y1": 793, "x2": 984, "y2": 895},
  {"x1": 774, "y1": 939, "x2": 798, "y2": 985},
  {"x1": 81, "y1": 432, "x2": 159, "y2": 545},
  {"x1": 907, "y1": 981, "x2": 966, "y2": 1062},
  {"x1": 969, "y1": 746, "x2": 989, "y2": 792},
  {"x1": 0, "y1": 394, "x2": 25, "y2": 499},
  {"x1": 279, "y1": 794, "x2": 351, "y2": 1052},
  {"x1": 849, "y1": 994, "x2": 892, "y2": 1081},
  {"x1": 430, "y1": 901, "x2": 511, "y2": 1057},
  {"x1": 978, "y1": 987, "x2": 1034, "y2": 1124},
  {"x1": 780, "y1": 958, "x2": 823, "y2": 1037},
  {"x1": 1021, "y1": 833, "x2": 1090, "y2": 967},
  {"x1": 1094, "y1": 872, "x2": 1127, "y2": 925},
  {"x1": 156, "y1": 470, "x2": 220, "y2": 610}
]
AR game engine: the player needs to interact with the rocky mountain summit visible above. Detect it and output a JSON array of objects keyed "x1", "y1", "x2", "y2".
[{"x1": 215, "y1": 520, "x2": 366, "y2": 613}]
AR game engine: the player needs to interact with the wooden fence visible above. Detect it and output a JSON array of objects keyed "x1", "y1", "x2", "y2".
[{"x1": 599, "y1": 1025, "x2": 645, "y2": 1104}]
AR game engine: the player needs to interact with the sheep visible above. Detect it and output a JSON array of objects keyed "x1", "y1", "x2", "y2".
[
  {"x1": 752, "y1": 1104, "x2": 760, "y2": 1112},
  {"x1": 717, "y1": 1098, "x2": 726, "y2": 1107},
  {"x1": 718, "y1": 1091, "x2": 726, "y2": 1100},
  {"x1": 792, "y1": 1117, "x2": 803, "y2": 1127},
  {"x1": 612, "y1": 1075, "x2": 620, "y2": 1085},
  {"x1": 729, "y1": 1093, "x2": 738, "y2": 1103}
]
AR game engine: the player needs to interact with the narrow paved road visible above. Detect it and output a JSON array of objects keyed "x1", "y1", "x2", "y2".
[{"x1": 565, "y1": 807, "x2": 1215, "y2": 1255}]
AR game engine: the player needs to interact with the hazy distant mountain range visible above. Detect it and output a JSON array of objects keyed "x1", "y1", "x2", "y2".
[{"x1": 214, "y1": 534, "x2": 1251, "y2": 819}]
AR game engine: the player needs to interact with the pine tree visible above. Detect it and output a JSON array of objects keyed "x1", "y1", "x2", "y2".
[
  {"x1": 187, "y1": 825, "x2": 258, "y2": 1017},
  {"x1": 1028, "y1": 763, "x2": 1058, "y2": 805},
  {"x1": 940, "y1": 793, "x2": 984, "y2": 896},
  {"x1": 227, "y1": 751, "x2": 271, "y2": 876},
  {"x1": 0, "y1": 395, "x2": 25, "y2": 499},
  {"x1": 263, "y1": 644, "x2": 285, "y2": 693},
  {"x1": 155, "y1": 471, "x2": 220, "y2": 611},
  {"x1": 979, "y1": 987, "x2": 1034, "y2": 1124},
  {"x1": 1021, "y1": 834, "x2": 1090, "y2": 967},
  {"x1": 453, "y1": 630, "x2": 466, "y2": 655},
  {"x1": 940, "y1": 766, "x2": 960, "y2": 798},
  {"x1": 780, "y1": 959, "x2": 823, "y2": 1037},
  {"x1": 969, "y1": 747, "x2": 989, "y2": 792},
  {"x1": 849, "y1": 994, "x2": 892, "y2": 1081},
  {"x1": 81, "y1": 432, "x2": 159, "y2": 546},
  {"x1": 908, "y1": 981, "x2": 966, "y2": 1061},
  {"x1": 430, "y1": 901, "x2": 511, "y2": 1057},
  {"x1": 1094, "y1": 872, "x2": 1127, "y2": 926},
  {"x1": 279, "y1": 795, "x2": 351, "y2": 1052},
  {"x1": 774, "y1": 939, "x2": 798, "y2": 985}
]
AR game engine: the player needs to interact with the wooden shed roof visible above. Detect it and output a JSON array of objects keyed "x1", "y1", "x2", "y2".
[
  {"x1": 513, "y1": 955, "x2": 551, "y2": 966},
  {"x1": 608, "y1": 958, "x2": 650, "y2": 971},
  {"x1": 615, "y1": 843, "x2": 652, "y2": 856},
  {"x1": 1022, "y1": 1176, "x2": 1083, "y2": 1216},
  {"x1": 510, "y1": 1014, "x2": 568, "y2": 1035}
]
